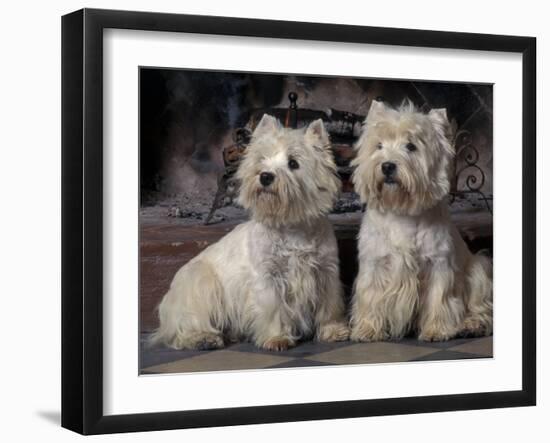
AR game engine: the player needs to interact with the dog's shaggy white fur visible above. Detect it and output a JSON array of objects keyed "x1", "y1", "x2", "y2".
[
  {"x1": 350, "y1": 100, "x2": 493, "y2": 342},
  {"x1": 151, "y1": 115, "x2": 349, "y2": 351}
]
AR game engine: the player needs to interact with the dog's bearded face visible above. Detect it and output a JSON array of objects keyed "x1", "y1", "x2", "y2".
[
  {"x1": 237, "y1": 115, "x2": 340, "y2": 227},
  {"x1": 352, "y1": 100, "x2": 455, "y2": 215}
]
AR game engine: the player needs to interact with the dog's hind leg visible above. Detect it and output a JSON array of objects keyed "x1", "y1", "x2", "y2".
[
  {"x1": 149, "y1": 260, "x2": 226, "y2": 350},
  {"x1": 460, "y1": 254, "x2": 493, "y2": 337}
]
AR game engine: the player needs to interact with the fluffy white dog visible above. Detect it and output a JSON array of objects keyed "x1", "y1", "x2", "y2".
[
  {"x1": 151, "y1": 114, "x2": 349, "y2": 351},
  {"x1": 350, "y1": 100, "x2": 492, "y2": 342}
]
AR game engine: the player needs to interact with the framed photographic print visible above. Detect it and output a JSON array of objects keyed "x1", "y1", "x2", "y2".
[{"x1": 62, "y1": 8, "x2": 536, "y2": 435}]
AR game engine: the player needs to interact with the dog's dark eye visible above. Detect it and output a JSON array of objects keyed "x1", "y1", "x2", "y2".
[
  {"x1": 406, "y1": 142, "x2": 417, "y2": 152},
  {"x1": 377, "y1": 143, "x2": 383, "y2": 150},
  {"x1": 288, "y1": 158, "x2": 299, "y2": 170}
]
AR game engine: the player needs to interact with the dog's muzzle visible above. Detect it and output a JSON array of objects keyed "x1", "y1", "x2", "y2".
[{"x1": 381, "y1": 162, "x2": 397, "y2": 184}]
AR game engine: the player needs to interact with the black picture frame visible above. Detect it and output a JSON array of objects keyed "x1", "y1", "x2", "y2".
[{"x1": 62, "y1": 8, "x2": 536, "y2": 435}]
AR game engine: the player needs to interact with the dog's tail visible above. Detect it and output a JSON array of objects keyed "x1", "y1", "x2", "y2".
[{"x1": 145, "y1": 303, "x2": 165, "y2": 349}]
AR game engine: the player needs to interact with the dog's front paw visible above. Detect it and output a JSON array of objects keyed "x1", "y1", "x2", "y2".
[
  {"x1": 350, "y1": 321, "x2": 386, "y2": 342},
  {"x1": 261, "y1": 336, "x2": 295, "y2": 351},
  {"x1": 317, "y1": 322, "x2": 350, "y2": 342},
  {"x1": 418, "y1": 328, "x2": 453, "y2": 342},
  {"x1": 191, "y1": 333, "x2": 225, "y2": 350}
]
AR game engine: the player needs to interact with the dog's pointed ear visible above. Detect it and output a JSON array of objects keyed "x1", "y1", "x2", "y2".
[
  {"x1": 366, "y1": 99, "x2": 390, "y2": 125},
  {"x1": 253, "y1": 114, "x2": 280, "y2": 138},
  {"x1": 305, "y1": 119, "x2": 330, "y2": 150},
  {"x1": 429, "y1": 108, "x2": 454, "y2": 147},
  {"x1": 428, "y1": 108, "x2": 449, "y2": 127},
  {"x1": 355, "y1": 100, "x2": 388, "y2": 151}
]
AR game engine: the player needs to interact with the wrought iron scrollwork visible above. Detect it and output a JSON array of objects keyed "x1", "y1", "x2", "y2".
[{"x1": 452, "y1": 129, "x2": 493, "y2": 214}]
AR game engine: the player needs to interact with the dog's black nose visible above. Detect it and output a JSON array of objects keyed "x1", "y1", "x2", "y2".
[
  {"x1": 381, "y1": 162, "x2": 397, "y2": 177},
  {"x1": 260, "y1": 172, "x2": 275, "y2": 187}
]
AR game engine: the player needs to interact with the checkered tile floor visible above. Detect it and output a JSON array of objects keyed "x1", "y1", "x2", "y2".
[{"x1": 140, "y1": 334, "x2": 492, "y2": 374}]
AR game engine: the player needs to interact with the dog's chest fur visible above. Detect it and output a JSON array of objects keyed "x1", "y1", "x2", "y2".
[
  {"x1": 249, "y1": 226, "x2": 322, "y2": 289},
  {"x1": 249, "y1": 220, "x2": 328, "y2": 314},
  {"x1": 362, "y1": 203, "x2": 453, "y2": 273}
]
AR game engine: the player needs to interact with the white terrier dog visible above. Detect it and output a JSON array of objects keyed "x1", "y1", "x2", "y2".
[
  {"x1": 350, "y1": 100, "x2": 492, "y2": 342},
  {"x1": 151, "y1": 114, "x2": 349, "y2": 351}
]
